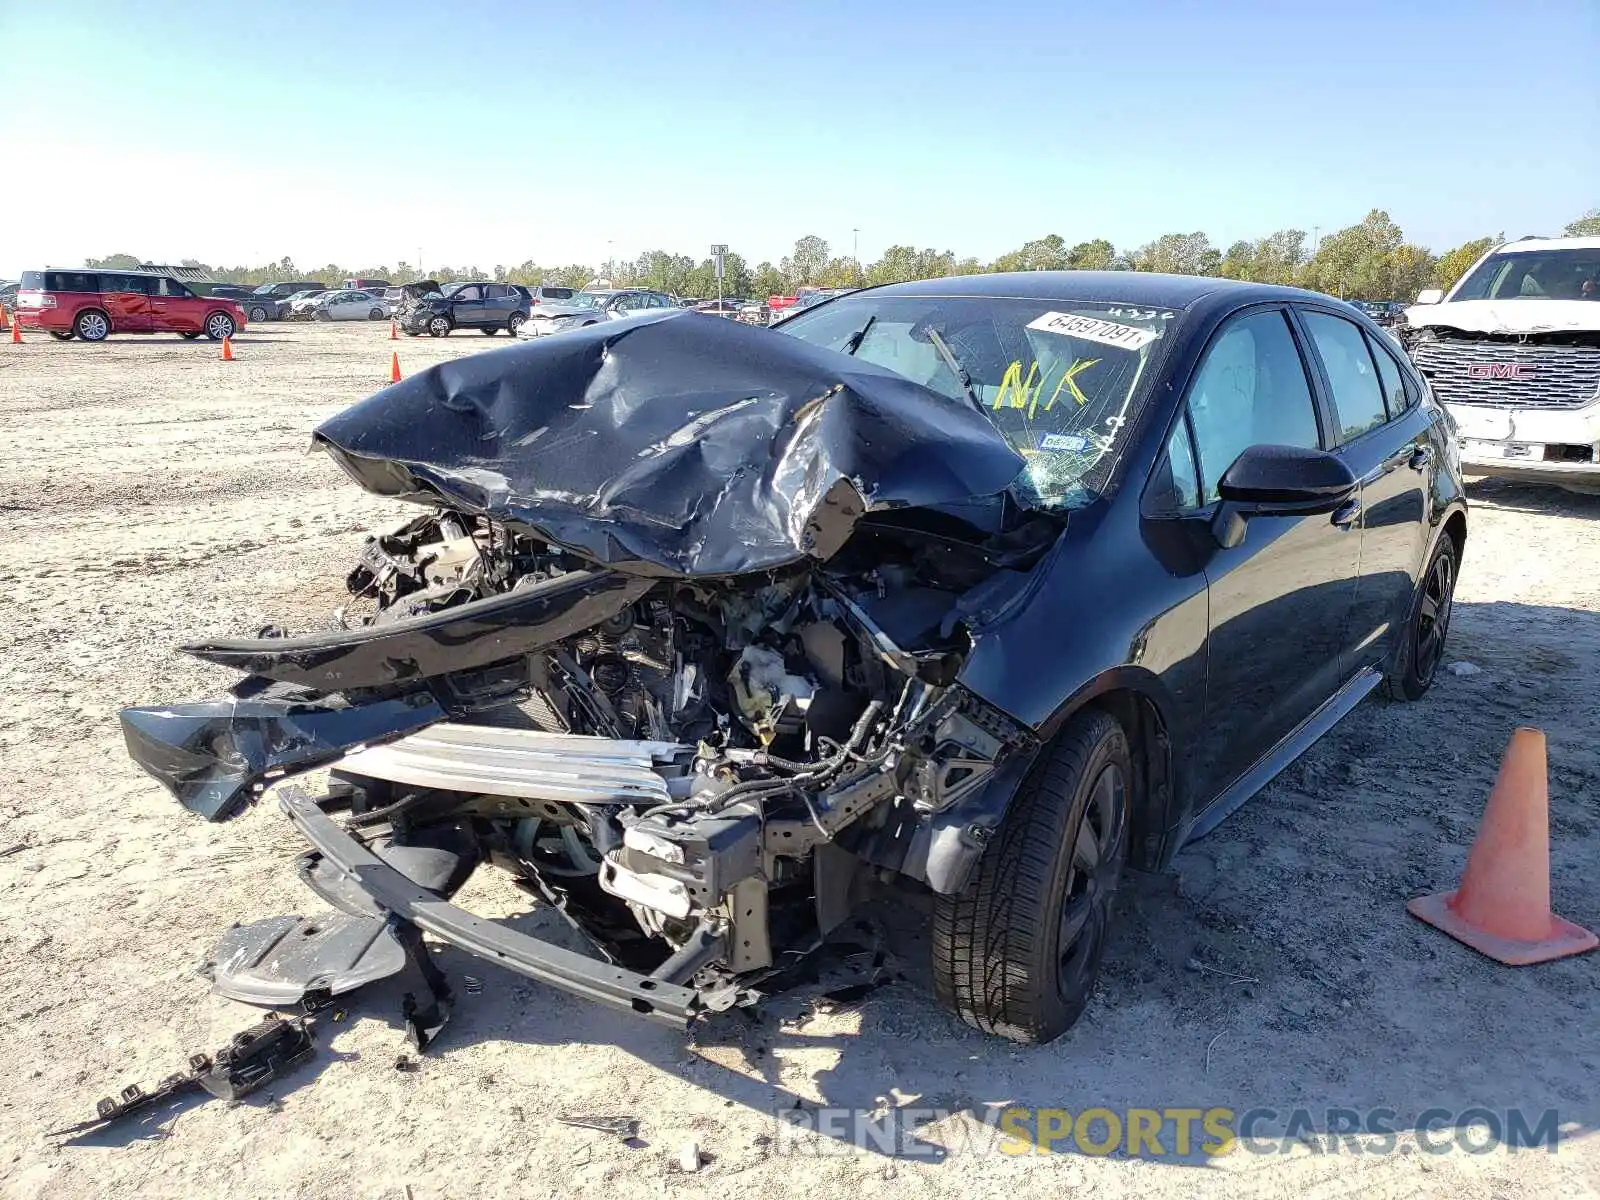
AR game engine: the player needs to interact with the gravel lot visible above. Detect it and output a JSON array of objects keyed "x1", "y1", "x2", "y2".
[{"x1": 1, "y1": 322, "x2": 1596, "y2": 1199}]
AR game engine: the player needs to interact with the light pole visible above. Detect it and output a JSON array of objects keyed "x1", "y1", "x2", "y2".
[
  {"x1": 607, "y1": 240, "x2": 614, "y2": 285},
  {"x1": 853, "y1": 228, "x2": 860, "y2": 282}
]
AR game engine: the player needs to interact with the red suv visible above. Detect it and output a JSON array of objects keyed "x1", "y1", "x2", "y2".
[{"x1": 16, "y1": 269, "x2": 247, "y2": 342}]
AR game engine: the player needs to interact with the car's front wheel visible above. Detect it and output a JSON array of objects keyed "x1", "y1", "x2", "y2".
[
  {"x1": 1385, "y1": 532, "x2": 1458, "y2": 700},
  {"x1": 427, "y1": 315, "x2": 451, "y2": 337},
  {"x1": 932, "y1": 707, "x2": 1131, "y2": 1044},
  {"x1": 205, "y1": 311, "x2": 237, "y2": 340},
  {"x1": 368, "y1": 308, "x2": 384, "y2": 320},
  {"x1": 75, "y1": 309, "x2": 111, "y2": 341},
  {"x1": 248, "y1": 305, "x2": 270, "y2": 323}
]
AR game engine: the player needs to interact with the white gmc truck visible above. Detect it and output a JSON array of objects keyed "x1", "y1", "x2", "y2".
[{"x1": 1403, "y1": 235, "x2": 1600, "y2": 493}]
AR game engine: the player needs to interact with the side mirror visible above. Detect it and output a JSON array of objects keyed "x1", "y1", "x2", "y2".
[
  {"x1": 1211, "y1": 444, "x2": 1358, "y2": 549},
  {"x1": 1414, "y1": 288, "x2": 1444, "y2": 305}
]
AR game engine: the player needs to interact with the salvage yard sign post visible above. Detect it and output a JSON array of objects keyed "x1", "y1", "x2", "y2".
[{"x1": 712, "y1": 244, "x2": 727, "y2": 308}]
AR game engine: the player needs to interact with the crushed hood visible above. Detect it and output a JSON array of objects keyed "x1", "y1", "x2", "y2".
[
  {"x1": 312, "y1": 311, "x2": 1026, "y2": 577},
  {"x1": 1405, "y1": 298, "x2": 1600, "y2": 336}
]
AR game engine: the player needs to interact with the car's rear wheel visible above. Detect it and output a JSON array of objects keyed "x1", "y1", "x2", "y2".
[
  {"x1": 932, "y1": 707, "x2": 1131, "y2": 1044},
  {"x1": 427, "y1": 315, "x2": 451, "y2": 337},
  {"x1": 205, "y1": 311, "x2": 236, "y2": 340},
  {"x1": 1385, "y1": 533, "x2": 1458, "y2": 701},
  {"x1": 368, "y1": 308, "x2": 384, "y2": 320},
  {"x1": 75, "y1": 309, "x2": 110, "y2": 342},
  {"x1": 507, "y1": 312, "x2": 526, "y2": 335},
  {"x1": 49, "y1": 330, "x2": 74, "y2": 341},
  {"x1": 248, "y1": 305, "x2": 269, "y2": 323}
]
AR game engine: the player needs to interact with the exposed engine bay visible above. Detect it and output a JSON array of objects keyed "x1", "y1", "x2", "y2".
[{"x1": 313, "y1": 505, "x2": 1045, "y2": 993}]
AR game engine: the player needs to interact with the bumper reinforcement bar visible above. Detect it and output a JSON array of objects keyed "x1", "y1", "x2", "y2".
[{"x1": 278, "y1": 787, "x2": 708, "y2": 1027}]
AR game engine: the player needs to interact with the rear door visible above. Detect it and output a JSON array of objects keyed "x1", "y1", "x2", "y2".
[
  {"x1": 484, "y1": 284, "x2": 513, "y2": 324},
  {"x1": 1293, "y1": 305, "x2": 1433, "y2": 670},
  {"x1": 99, "y1": 274, "x2": 155, "y2": 333},
  {"x1": 1181, "y1": 306, "x2": 1363, "y2": 810}
]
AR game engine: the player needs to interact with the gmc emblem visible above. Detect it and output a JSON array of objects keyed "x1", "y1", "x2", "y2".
[{"x1": 1466, "y1": 363, "x2": 1533, "y2": 380}]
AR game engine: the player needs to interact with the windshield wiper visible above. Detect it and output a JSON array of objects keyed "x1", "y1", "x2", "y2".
[
  {"x1": 842, "y1": 315, "x2": 876, "y2": 356},
  {"x1": 923, "y1": 326, "x2": 983, "y2": 414}
]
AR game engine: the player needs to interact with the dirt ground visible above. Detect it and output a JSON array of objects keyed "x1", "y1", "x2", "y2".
[{"x1": 0, "y1": 321, "x2": 1596, "y2": 1199}]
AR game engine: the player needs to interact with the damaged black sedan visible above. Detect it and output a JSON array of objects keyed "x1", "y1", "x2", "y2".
[{"x1": 122, "y1": 273, "x2": 1466, "y2": 1044}]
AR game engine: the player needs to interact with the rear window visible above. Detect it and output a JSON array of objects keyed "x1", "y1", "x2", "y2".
[
  {"x1": 21, "y1": 271, "x2": 45, "y2": 290},
  {"x1": 46, "y1": 271, "x2": 100, "y2": 293},
  {"x1": 540, "y1": 286, "x2": 575, "y2": 300}
]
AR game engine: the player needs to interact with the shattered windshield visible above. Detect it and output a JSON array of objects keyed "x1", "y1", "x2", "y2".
[
  {"x1": 778, "y1": 294, "x2": 1176, "y2": 508},
  {"x1": 1452, "y1": 249, "x2": 1600, "y2": 301}
]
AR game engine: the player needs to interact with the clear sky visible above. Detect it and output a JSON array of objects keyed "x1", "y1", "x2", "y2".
[{"x1": 0, "y1": 0, "x2": 1595, "y2": 278}]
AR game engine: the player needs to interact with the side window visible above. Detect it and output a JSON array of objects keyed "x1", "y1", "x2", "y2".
[
  {"x1": 1365, "y1": 333, "x2": 1411, "y2": 417},
  {"x1": 156, "y1": 278, "x2": 190, "y2": 297},
  {"x1": 1301, "y1": 310, "x2": 1388, "y2": 442},
  {"x1": 454, "y1": 285, "x2": 482, "y2": 301},
  {"x1": 1155, "y1": 415, "x2": 1202, "y2": 511},
  {"x1": 106, "y1": 274, "x2": 152, "y2": 294},
  {"x1": 485, "y1": 284, "x2": 508, "y2": 299},
  {"x1": 1187, "y1": 310, "x2": 1322, "y2": 503}
]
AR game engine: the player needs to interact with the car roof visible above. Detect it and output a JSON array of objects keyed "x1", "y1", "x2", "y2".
[
  {"x1": 1493, "y1": 235, "x2": 1600, "y2": 254},
  {"x1": 864, "y1": 270, "x2": 1320, "y2": 308},
  {"x1": 41, "y1": 266, "x2": 171, "y2": 278}
]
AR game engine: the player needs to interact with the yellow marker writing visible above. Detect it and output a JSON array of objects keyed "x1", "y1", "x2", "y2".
[
  {"x1": 1044, "y1": 357, "x2": 1100, "y2": 411},
  {"x1": 992, "y1": 359, "x2": 1043, "y2": 411}
]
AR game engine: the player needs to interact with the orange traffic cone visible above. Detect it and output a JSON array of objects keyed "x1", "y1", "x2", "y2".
[
  {"x1": 220, "y1": 336, "x2": 235, "y2": 361},
  {"x1": 390, "y1": 319, "x2": 398, "y2": 340},
  {"x1": 10, "y1": 315, "x2": 21, "y2": 343},
  {"x1": 390, "y1": 351, "x2": 402, "y2": 383},
  {"x1": 1407, "y1": 727, "x2": 1597, "y2": 965}
]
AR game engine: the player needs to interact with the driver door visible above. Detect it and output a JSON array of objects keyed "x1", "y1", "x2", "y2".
[
  {"x1": 1178, "y1": 307, "x2": 1363, "y2": 819},
  {"x1": 450, "y1": 284, "x2": 485, "y2": 326}
]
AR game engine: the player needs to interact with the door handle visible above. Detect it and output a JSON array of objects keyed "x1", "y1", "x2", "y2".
[
  {"x1": 1408, "y1": 444, "x2": 1434, "y2": 472},
  {"x1": 1331, "y1": 498, "x2": 1362, "y2": 529}
]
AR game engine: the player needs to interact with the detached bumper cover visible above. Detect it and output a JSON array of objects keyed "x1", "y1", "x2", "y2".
[
  {"x1": 278, "y1": 788, "x2": 709, "y2": 1026},
  {"x1": 121, "y1": 689, "x2": 446, "y2": 820}
]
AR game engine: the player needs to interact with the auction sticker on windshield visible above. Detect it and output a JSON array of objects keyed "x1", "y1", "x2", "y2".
[{"x1": 1027, "y1": 312, "x2": 1160, "y2": 352}]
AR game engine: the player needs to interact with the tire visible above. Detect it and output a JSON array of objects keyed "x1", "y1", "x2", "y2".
[
  {"x1": 507, "y1": 312, "x2": 526, "y2": 335},
  {"x1": 49, "y1": 331, "x2": 74, "y2": 341},
  {"x1": 427, "y1": 315, "x2": 451, "y2": 337},
  {"x1": 314, "y1": 309, "x2": 331, "y2": 322},
  {"x1": 368, "y1": 308, "x2": 384, "y2": 320},
  {"x1": 248, "y1": 305, "x2": 270, "y2": 323},
  {"x1": 1384, "y1": 533, "x2": 1458, "y2": 701},
  {"x1": 75, "y1": 309, "x2": 111, "y2": 342},
  {"x1": 204, "y1": 311, "x2": 236, "y2": 340},
  {"x1": 932, "y1": 707, "x2": 1132, "y2": 1044}
]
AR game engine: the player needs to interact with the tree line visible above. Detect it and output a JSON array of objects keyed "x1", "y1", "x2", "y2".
[{"x1": 90, "y1": 206, "x2": 1599, "y2": 303}]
